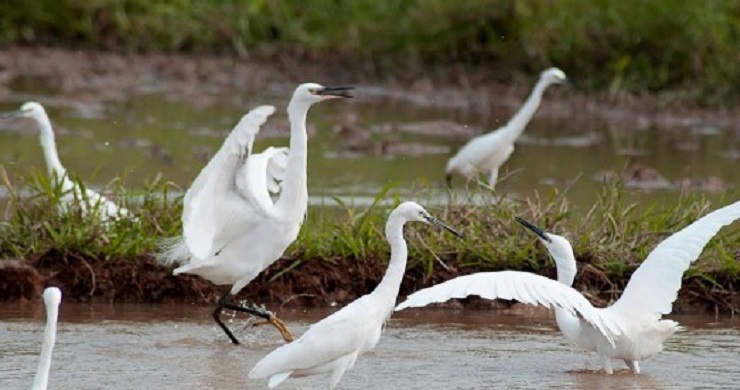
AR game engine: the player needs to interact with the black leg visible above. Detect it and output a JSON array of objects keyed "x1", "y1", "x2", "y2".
[{"x1": 213, "y1": 292, "x2": 241, "y2": 345}]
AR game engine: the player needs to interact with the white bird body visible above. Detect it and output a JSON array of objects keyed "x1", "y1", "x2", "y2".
[
  {"x1": 1, "y1": 102, "x2": 133, "y2": 222},
  {"x1": 32, "y1": 287, "x2": 62, "y2": 390},
  {"x1": 397, "y1": 201, "x2": 740, "y2": 373},
  {"x1": 250, "y1": 201, "x2": 463, "y2": 389},
  {"x1": 445, "y1": 68, "x2": 567, "y2": 188},
  {"x1": 161, "y1": 84, "x2": 353, "y2": 344}
]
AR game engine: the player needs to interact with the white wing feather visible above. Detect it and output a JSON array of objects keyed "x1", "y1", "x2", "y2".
[
  {"x1": 611, "y1": 200, "x2": 740, "y2": 318},
  {"x1": 395, "y1": 271, "x2": 624, "y2": 345},
  {"x1": 182, "y1": 105, "x2": 275, "y2": 259},
  {"x1": 236, "y1": 146, "x2": 289, "y2": 216}
]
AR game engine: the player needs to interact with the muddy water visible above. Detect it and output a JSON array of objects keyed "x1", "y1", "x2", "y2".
[
  {"x1": 1, "y1": 303, "x2": 738, "y2": 389},
  {"x1": 0, "y1": 80, "x2": 738, "y2": 209}
]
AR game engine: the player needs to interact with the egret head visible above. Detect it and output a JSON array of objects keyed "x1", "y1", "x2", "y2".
[
  {"x1": 0, "y1": 101, "x2": 48, "y2": 121},
  {"x1": 292, "y1": 83, "x2": 354, "y2": 105},
  {"x1": 43, "y1": 287, "x2": 62, "y2": 307},
  {"x1": 393, "y1": 201, "x2": 465, "y2": 238},
  {"x1": 540, "y1": 68, "x2": 568, "y2": 86},
  {"x1": 515, "y1": 217, "x2": 574, "y2": 261}
]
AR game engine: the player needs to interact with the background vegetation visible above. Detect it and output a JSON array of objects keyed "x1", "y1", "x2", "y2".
[{"x1": 0, "y1": 0, "x2": 738, "y2": 104}]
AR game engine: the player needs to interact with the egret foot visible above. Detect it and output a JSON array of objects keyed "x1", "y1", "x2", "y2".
[{"x1": 252, "y1": 312, "x2": 294, "y2": 342}]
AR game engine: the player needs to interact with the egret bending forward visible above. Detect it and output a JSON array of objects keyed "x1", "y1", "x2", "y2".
[
  {"x1": 161, "y1": 84, "x2": 353, "y2": 345},
  {"x1": 445, "y1": 68, "x2": 567, "y2": 188},
  {"x1": 397, "y1": 201, "x2": 740, "y2": 374},
  {"x1": 32, "y1": 287, "x2": 62, "y2": 390},
  {"x1": 250, "y1": 202, "x2": 464, "y2": 389},
  {"x1": 0, "y1": 102, "x2": 133, "y2": 221}
]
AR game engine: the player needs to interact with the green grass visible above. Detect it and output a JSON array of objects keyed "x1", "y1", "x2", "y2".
[
  {"x1": 1, "y1": 168, "x2": 738, "y2": 307},
  {"x1": 0, "y1": 1, "x2": 738, "y2": 105}
]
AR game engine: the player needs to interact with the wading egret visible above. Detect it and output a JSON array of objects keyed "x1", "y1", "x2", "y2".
[
  {"x1": 161, "y1": 84, "x2": 353, "y2": 345},
  {"x1": 32, "y1": 287, "x2": 61, "y2": 390},
  {"x1": 397, "y1": 200, "x2": 740, "y2": 374},
  {"x1": 249, "y1": 201, "x2": 464, "y2": 389},
  {"x1": 0, "y1": 102, "x2": 133, "y2": 222},
  {"x1": 445, "y1": 68, "x2": 567, "y2": 188}
]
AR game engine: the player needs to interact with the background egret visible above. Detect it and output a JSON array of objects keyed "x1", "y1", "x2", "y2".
[
  {"x1": 0, "y1": 102, "x2": 133, "y2": 222},
  {"x1": 249, "y1": 201, "x2": 463, "y2": 389},
  {"x1": 445, "y1": 68, "x2": 567, "y2": 188},
  {"x1": 32, "y1": 287, "x2": 62, "y2": 390},
  {"x1": 397, "y1": 200, "x2": 740, "y2": 373},
  {"x1": 161, "y1": 84, "x2": 353, "y2": 345}
]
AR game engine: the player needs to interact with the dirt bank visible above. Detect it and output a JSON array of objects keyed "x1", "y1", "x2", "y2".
[{"x1": 0, "y1": 47, "x2": 738, "y2": 132}]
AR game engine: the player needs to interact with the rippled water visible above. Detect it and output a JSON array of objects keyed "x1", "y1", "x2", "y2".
[
  {"x1": 0, "y1": 79, "x2": 738, "y2": 208},
  {"x1": 1, "y1": 304, "x2": 738, "y2": 389}
]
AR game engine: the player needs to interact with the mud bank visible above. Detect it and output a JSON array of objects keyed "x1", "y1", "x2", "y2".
[{"x1": 1, "y1": 253, "x2": 736, "y2": 314}]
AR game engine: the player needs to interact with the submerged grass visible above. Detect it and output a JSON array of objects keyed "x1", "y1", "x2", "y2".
[
  {"x1": 1, "y1": 169, "x2": 738, "y2": 309},
  {"x1": 0, "y1": 1, "x2": 738, "y2": 104}
]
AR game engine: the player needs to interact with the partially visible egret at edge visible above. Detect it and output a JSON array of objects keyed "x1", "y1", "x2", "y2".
[
  {"x1": 397, "y1": 200, "x2": 740, "y2": 374},
  {"x1": 160, "y1": 83, "x2": 353, "y2": 345},
  {"x1": 0, "y1": 102, "x2": 134, "y2": 222},
  {"x1": 32, "y1": 287, "x2": 62, "y2": 390},
  {"x1": 249, "y1": 201, "x2": 464, "y2": 389},
  {"x1": 445, "y1": 68, "x2": 567, "y2": 188}
]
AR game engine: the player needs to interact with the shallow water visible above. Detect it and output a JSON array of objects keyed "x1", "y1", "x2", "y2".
[
  {"x1": 1, "y1": 303, "x2": 738, "y2": 389},
  {"x1": 0, "y1": 79, "x2": 738, "y2": 209}
]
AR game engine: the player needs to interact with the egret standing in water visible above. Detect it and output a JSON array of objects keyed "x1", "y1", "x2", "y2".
[
  {"x1": 32, "y1": 287, "x2": 62, "y2": 390},
  {"x1": 0, "y1": 102, "x2": 133, "y2": 221},
  {"x1": 161, "y1": 84, "x2": 353, "y2": 345},
  {"x1": 397, "y1": 201, "x2": 740, "y2": 374},
  {"x1": 445, "y1": 68, "x2": 567, "y2": 188},
  {"x1": 249, "y1": 202, "x2": 464, "y2": 389}
]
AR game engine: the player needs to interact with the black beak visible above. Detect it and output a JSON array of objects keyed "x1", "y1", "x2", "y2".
[
  {"x1": 425, "y1": 215, "x2": 465, "y2": 239},
  {"x1": 515, "y1": 217, "x2": 551, "y2": 243},
  {"x1": 316, "y1": 86, "x2": 354, "y2": 98},
  {"x1": 0, "y1": 110, "x2": 23, "y2": 119}
]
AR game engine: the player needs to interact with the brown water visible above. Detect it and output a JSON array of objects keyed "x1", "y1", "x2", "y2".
[
  {"x1": 0, "y1": 79, "x2": 738, "y2": 209},
  {"x1": 1, "y1": 303, "x2": 738, "y2": 389}
]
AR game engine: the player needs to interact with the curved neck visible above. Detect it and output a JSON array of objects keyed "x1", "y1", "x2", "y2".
[
  {"x1": 554, "y1": 251, "x2": 577, "y2": 287},
  {"x1": 32, "y1": 304, "x2": 58, "y2": 390},
  {"x1": 373, "y1": 216, "x2": 408, "y2": 310},
  {"x1": 275, "y1": 101, "x2": 310, "y2": 217},
  {"x1": 498, "y1": 79, "x2": 550, "y2": 142},
  {"x1": 35, "y1": 115, "x2": 66, "y2": 178}
]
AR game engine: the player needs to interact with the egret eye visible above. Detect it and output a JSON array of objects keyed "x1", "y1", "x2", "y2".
[{"x1": 308, "y1": 88, "x2": 317, "y2": 94}]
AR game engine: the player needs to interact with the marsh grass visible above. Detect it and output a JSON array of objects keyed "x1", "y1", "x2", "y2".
[
  {"x1": 0, "y1": 1, "x2": 737, "y2": 104},
  {"x1": 1, "y1": 169, "x2": 738, "y2": 307}
]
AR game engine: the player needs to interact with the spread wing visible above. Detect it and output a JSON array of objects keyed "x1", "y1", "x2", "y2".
[
  {"x1": 182, "y1": 105, "x2": 275, "y2": 259},
  {"x1": 395, "y1": 271, "x2": 624, "y2": 345},
  {"x1": 235, "y1": 146, "x2": 289, "y2": 218},
  {"x1": 611, "y1": 200, "x2": 740, "y2": 318}
]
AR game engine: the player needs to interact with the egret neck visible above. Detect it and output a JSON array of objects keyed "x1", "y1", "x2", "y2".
[
  {"x1": 32, "y1": 296, "x2": 59, "y2": 390},
  {"x1": 37, "y1": 114, "x2": 66, "y2": 178},
  {"x1": 374, "y1": 215, "x2": 409, "y2": 311},
  {"x1": 499, "y1": 79, "x2": 550, "y2": 144},
  {"x1": 276, "y1": 100, "x2": 310, "y2": 218}
]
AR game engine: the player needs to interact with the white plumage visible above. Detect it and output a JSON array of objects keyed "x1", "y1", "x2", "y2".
[
  {"x1": 32, "y1": 287, "x2": 62, "y2": 390},
  {"x1": 160, "y1": 84, "x2": 353, "y2": 344},
  {"x1": 396, "y1": 200, "x2": 740, "y2": 374},
  {"x1": 249, "y1": 201, "x2": 463, "y2": 389},
  {"x1": 445, "y1": 68, "x2": 567, "y2": 188},
  {"x1": 1, "y1": 102, "x2": 134, "y2": 222}
]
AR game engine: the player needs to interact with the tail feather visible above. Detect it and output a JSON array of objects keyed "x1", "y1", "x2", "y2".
[{"x1": 157, "y1": 236, "x2": 191, "y2": 266}]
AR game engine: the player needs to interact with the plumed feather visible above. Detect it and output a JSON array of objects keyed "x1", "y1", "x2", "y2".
[
  {"x1": 611, "y1": 200, "x2": 740, "y2": 318},
  {"x1": 395, "y1": 271, "x2": 624, "y2": 345},
  {"x1": 182, "y1": 105, "x2": 275, "y2": 258},
  {"x1": 236, "y1": 146, "x2": 289, "y2": 216}
]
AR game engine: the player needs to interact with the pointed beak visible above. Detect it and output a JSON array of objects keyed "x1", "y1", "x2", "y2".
[
  {"x1": 424, "y1": 215, "x2": 465, "y2": 239},
  {"x1": 0, "y1": 109, "x2": 24, "y2": 119},
  {"x1": 316, "y1": 86, "x2": 354, "y2": 98},
  {"x1": 515, "y1": 217, "x2": 551, "y2": 243}
]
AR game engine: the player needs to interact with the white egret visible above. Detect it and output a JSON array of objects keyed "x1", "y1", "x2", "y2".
[
  {"x1": 249, "y1": 201, "x2": 464, "y2": 389},
  {"x1": 32, "y1": 287, "x2": 62, "y2": 390},
  {"x1": 397, "y1": 200, "x2": 740, "y2": 374},
  {"x1": 160, "y1": 84, "x2": 353, "y2": 345},
  {"x1": 445, "y1": 68, "x2": 567, "y2": 188},
  {"x1": 0, "y1": 102, "x2": 133, "y2": 222}
]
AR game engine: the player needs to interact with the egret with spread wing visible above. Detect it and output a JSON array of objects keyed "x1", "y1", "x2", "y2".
[
  {"x1": 161, "y1": 84, "x2": 353, "y2": 345},
  {"x1": 445, "y1": 68, "x2": 567, "y2": 188},
  {"x1": 249, "y1": 202, "x2": 464, "y2": 389},
  {"x1": 397, "y1": 201, "x2": 740, "y2": 374},
  {"x1": 32, "y1": 287, "x2": 61, "y2": 390},
  {"x1": 0, "y1": 102, "x2": 134, "y2": 222}
]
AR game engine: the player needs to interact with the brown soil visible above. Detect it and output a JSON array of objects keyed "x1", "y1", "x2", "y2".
[
  {"x1": 1, "y1": 253, "x2": 736, "y2": 314},
  {"x1": 0, "y1": 47, "x2": 738, "y2": 132}
]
